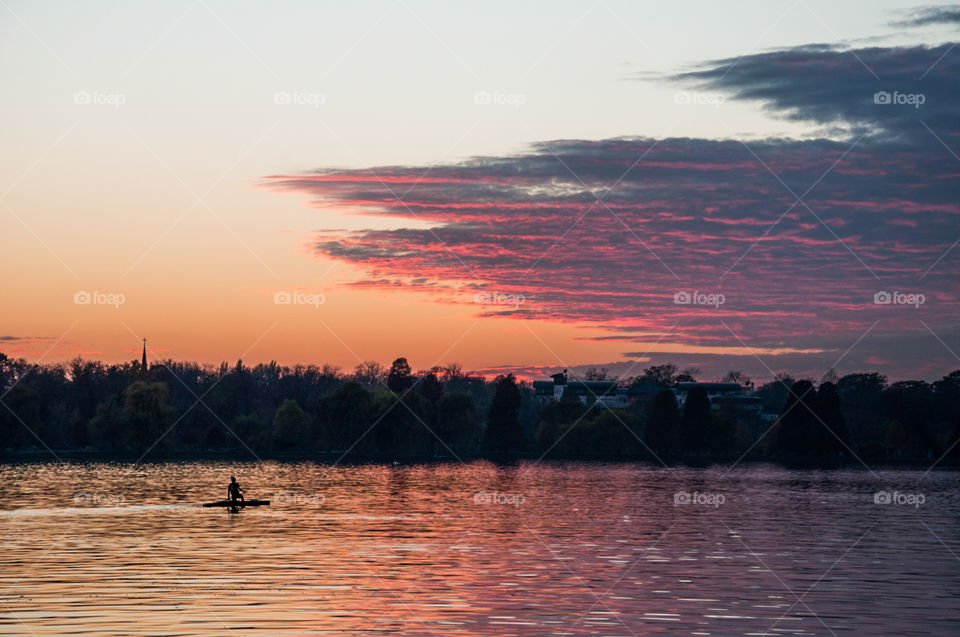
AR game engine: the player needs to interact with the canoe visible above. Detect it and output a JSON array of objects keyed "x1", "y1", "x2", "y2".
[{"x1": 201, "y1": 499, "x2": 270, "y2": 508}]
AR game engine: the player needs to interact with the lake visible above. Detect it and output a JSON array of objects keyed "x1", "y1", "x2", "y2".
[{"x1": 1, "y1": 461, "x2": 957, "y2": 635}]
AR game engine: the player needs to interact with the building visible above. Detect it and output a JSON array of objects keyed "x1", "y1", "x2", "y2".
[
  {"x1": 671, "y1": 381, "x2": 762, "y2": 413},
  {"x1": 533, "y1": 370, "x2": 632, "y2": 409},
  {"x1": 533, "y1": 372, "x2": 763, "y2": 414}
]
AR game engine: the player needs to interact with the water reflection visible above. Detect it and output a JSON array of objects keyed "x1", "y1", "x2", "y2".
[{"x1": 1, "y1": 462, "x2": 957, "y2": 635}]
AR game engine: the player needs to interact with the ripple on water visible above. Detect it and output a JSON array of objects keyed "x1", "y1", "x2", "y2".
[{"x1": 0, "y1": 462, "x2": 958, "y2": 635}]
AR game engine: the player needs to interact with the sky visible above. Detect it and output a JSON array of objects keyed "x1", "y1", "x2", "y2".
[{"x1": 1, "y1": 0, "x2": 958, "y2": 383}]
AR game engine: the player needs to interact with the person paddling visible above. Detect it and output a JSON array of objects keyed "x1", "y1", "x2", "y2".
[{"x1": 227, "y1": 476, "x2": 245, "y2": 504}]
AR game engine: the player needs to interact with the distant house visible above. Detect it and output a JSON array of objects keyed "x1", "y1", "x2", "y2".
[
  {"x1": 533, "y1": 373, "x2": 764, "y2": 413},
  {"x1": 629, "y1": 378, "x2": 664, "y2": 400},
  {"x1": 671, "y1": 381, "x2": 762, "y2": 413},
  {"x1": 533, "y1": 370, "x2": 631, "y2": 409}
]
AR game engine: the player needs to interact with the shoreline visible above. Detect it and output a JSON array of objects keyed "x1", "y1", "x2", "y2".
[{"x1": 1, "y1": 449, "x2": 955, "y2": 469}]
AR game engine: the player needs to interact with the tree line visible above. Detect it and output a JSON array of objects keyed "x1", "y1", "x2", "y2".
[{"x1": 1, "y1": 352, "x2": 958, "y2": 463}]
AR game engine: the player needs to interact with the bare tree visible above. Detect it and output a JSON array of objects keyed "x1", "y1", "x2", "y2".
[
  {"x1": 440, "y1": 362, "x2": 464, "y2": 382},
  {"x1": 352, "y1": 360, "x2": 385, "y2": 386},
  {"x1": 722, "y1": 370, "x2": 751, "y2": 386}
]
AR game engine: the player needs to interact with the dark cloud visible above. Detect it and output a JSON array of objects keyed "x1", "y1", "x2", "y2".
[
  {"x1": 264, "y1": 39, "x2": 960, "y2": 380},
  {"x1": 670, "y1": 43, "x2": 958, "y2": 139},
  {"x1": 894, "y1": 5, "x2": 960, "y2": 27}
]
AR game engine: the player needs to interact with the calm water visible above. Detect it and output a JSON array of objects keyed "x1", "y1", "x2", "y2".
[{"x1": 1, "y1": 461, "x2": 957, "y2": 635}]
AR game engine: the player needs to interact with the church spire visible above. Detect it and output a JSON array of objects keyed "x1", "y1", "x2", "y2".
[{"x1": 141, "y1": 337, "x2": 147, "y2": 374}]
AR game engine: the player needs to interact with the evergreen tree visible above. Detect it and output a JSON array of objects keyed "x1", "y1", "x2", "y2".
[
  {"x1": 484, "y1": 374, "x2": 525, "y2": 452},
  {"x1": 417, "y1": 370, "x2": 444, "y2": 454},
  {"x1": 815, "y1": 381, "x2": 849, "y2": 454},
  {"x1": 645, "y1": 389, "x2": 680, "y2": 451},
  {"x1": 679, "y1": 386, "x2": 711, "y2": 453},
  {"x1": 837, "y1": 372, "x2": 887, "y2": 448},
  {"x1": 387, "y1": 357, "x2": 414, "y2": 394},
  {"x1": 775, "y1": 380, "x2": 817, "y2": 455},
  {"x1": 418, "y1": 370, "x2": 444, "y2": 403}
]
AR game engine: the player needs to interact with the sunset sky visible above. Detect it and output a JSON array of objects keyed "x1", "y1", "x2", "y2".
[{"x1": 2, "y1": 0, "x2": 958, "y2": 382}]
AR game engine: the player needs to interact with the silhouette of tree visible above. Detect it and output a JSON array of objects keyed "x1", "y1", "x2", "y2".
[
  {"x1": 932, "y1": 371, "x2": 960, "y2": 457},
  {"x1": 484, "y1": 374, "x2": 525, "y2": 452},
  {"x1": 882, "y1": 420, "x2": 907, "y2": 457},
  {"x1": 203, "y1": 424, "x2": 227, "y2": 449},
  {"x1": 944, "y1": 415, "x2": 960, "y2": 460},
  {"x1": 273, "y1": 398, "x2": 311, "y2": 449},
  {"x1": 645, "y1": 389, "x2": 680, "y2": 451},
  {"x1": 774, "y1": 380, "x2": 818, "y2": 455},
  {"x1": 440, "y1": 362, "x2": 464, "y2": 382},
  {"x1": 0, "y1": 384, "x2": 38, "y2": 450},
  {"x1": 436, "y1": 392, "x2": 481, "y2": 453},
  {"x1": 535, "y1": 391, "x2": 587, "y2": 453},
  {"x1": 387, "y1": 358, "x2": 413, "y2": 394},
  {"x1": 418, "y1": 370, "x2": 444, "y2": 403},
  {"x1": 679, "y1": 386, "x2": 711, "y2": 452},
  {"x1": 370, "y1": 387, "x2": 431, "y2": 457},
  {"x1": 837, "y1": 372, "x2": 887, "y2": 449},
  {"x1": 757, "y1": 374, "x2": 793, "y2": 413},
  {"x1": 417, "y1": 370, "x2": 444, "y2": 454},
  {"x1": 722, "y1": 370, "x2": 751, "y2": 386},
  {"x1": 714, "y1": 396, "x2": 758, "y2": 453},
  {"x1": 230, "y1": 413, "x2": 269, "y2": 451},
  {"x1": 119, "y1": 381, "x2": 175, "y2": 451},
  {"x1": 69, "y1": 358, "x2": 109, "y2": 423},
  {"x1": 883, "y1": 381, "x2": 933, "y2": 457},
  {"x1": 815, "y1": 381, "x2": 849, "y2": 454},
  {"x1": 352, "y1": 361, "x2": 386, "y2": 387},
  {"x1": 89, "y1": 395, "x2": 125, "y2": 450},
  {"x1": 0, "y1": 353, "x2": 16, "y2": 389},
  {"x1": 320, "y1": 381, "x2": 375, "y2": 453},
  {"x1": 583, "y1": 367, "x2": 609, "y2": 380},
  {"x1": 704, "y1": 407, "x2": 736, "y2": 454},
  {"x1": 230, "y1": 359, "x2": 253, "y2": 417},
  {"x1": 579, "y1": 409, "x2": 641, "y2": 456},
  {"x1": 3, "y1": 346, "x2": 960, "y2": 462},
  {"x1": 635, "y1": 364, "x2": 678, "y2": 387}
]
